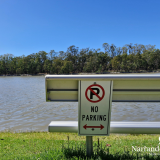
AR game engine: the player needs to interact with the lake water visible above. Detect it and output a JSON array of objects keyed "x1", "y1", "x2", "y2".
[{"x1": 0, "y1": 74, "x2": 160, "y2": 132}]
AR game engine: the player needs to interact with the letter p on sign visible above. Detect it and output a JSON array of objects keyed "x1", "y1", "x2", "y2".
[{"x1": 85, "y1": 84, "x2": 105, "y2": 103}]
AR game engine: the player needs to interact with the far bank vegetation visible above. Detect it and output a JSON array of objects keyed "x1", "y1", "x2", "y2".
[{"x1": 0, "y1": 43, "x2": 159, "y2": 75}]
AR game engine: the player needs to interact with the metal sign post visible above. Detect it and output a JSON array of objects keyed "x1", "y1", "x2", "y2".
[
  {"x1": 78, "y1": 80, "x2": 113, "y2": 156},
  {"x1": 86, "y1": 136, "x2": 93, "y2": 157}
]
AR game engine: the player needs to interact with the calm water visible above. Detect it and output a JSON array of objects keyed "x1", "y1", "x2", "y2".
[{"x1": 0, "y1": 74, "x2": 160, "y2": 132}]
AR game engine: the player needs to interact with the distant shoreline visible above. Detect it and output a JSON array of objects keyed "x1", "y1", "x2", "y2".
[{"x1": 0, "y1": 70, "x2": 160, "y2": 76}]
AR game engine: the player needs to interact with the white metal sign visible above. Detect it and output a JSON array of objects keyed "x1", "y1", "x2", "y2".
[{"x1": 78, "y1": 81, "x2": 113, "y2": 136}]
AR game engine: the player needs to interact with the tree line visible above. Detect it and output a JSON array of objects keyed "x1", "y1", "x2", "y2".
[{"x1": 0, "y1": 43, "x2": 159, "y2": 75}]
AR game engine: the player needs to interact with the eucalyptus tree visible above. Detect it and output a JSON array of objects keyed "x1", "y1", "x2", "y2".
[
  {"x1": 65, "y1": 45, "x2": 79, "y2": 73},
  {"x1": 78, "y1": 48, "x2": 88, "y2": 72}
]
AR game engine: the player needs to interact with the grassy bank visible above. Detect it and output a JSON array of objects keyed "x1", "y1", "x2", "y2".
[{"x1": 0, "y1": 132, "x2": 160, "y2": 159}]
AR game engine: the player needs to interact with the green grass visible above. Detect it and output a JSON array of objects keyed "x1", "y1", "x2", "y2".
[{"x1": 0, "y1": 131, "x2": 160, "y2": 159}]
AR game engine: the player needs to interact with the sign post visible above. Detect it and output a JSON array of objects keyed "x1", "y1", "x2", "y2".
[{"x1": 78, "y1": 81, "x2": 113, "y2": 156}]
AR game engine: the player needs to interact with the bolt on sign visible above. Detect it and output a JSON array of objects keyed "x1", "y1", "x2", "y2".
[{"x1": 78, "y1": 81, "x2": 113, "y2": 136}]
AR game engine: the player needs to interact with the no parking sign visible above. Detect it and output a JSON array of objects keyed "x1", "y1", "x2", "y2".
[
  {"x1": 78, "y1": 81, "x2": 113, "y2": 136},
  {"x1": 85, "y1": 84, "x2": 105, "y2": 103}
]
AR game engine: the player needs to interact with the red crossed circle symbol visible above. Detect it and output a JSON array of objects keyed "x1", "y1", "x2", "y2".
[{"x1": 85, "y1": 84, "x2": 105, "y2": 103}]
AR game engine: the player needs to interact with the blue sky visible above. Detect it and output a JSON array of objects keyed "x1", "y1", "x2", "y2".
[{"x1": 0, "y1": 0, "x2": 160, "y2": 57}]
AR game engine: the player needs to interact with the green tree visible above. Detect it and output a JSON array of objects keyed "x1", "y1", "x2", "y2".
[
  {"x1": 52, "y1": 58, "x2": 63, "y2": 74},
  {"x1": 44, "y1": 59, "x2": 52, "y2": 73},
  {"x1": 65, "y1": 45, "x2": 79, "y2": 73},
  {"x1": 112, "y1": 55, "x2": 121, "y2": 71},
  {"x1": 61, "y1": 61, "x2": 73, "y2": 74}
]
